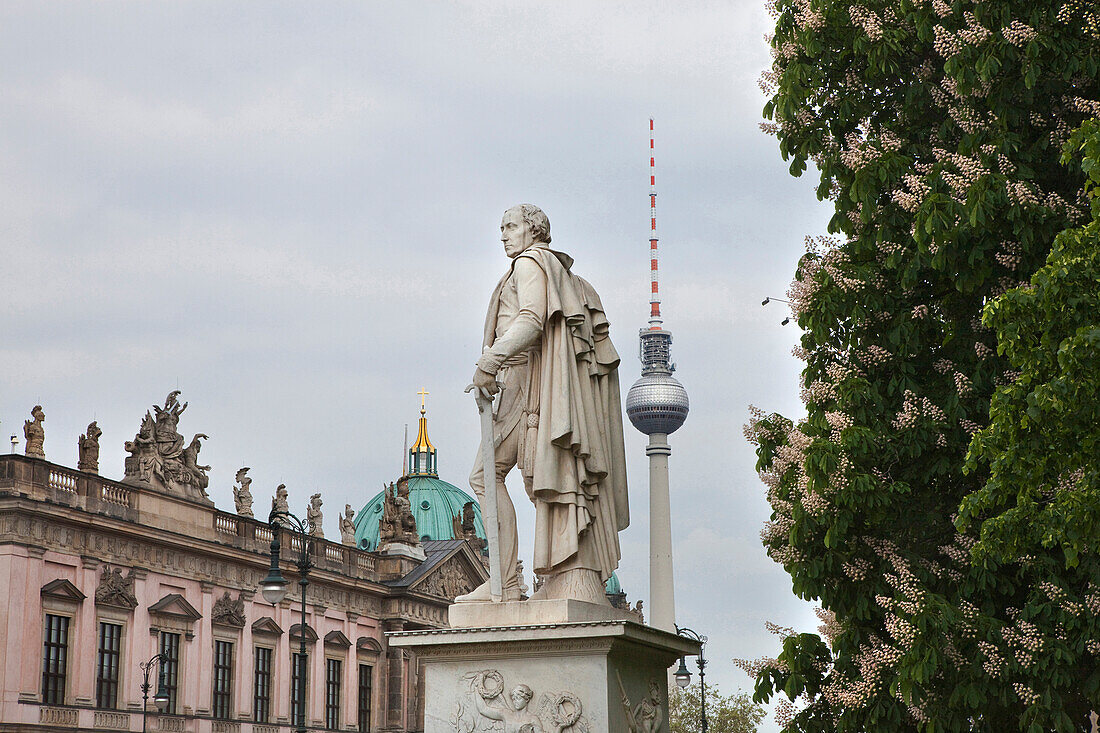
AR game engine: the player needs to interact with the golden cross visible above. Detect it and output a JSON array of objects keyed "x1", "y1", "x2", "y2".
[{"x1": 417, "y1": 388, "x2": 429, "y2": 413}]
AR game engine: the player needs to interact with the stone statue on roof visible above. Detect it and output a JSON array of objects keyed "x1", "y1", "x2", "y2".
[
  {"x1": 123, "y1": 391, "x2": 213, "y2": 504},
  {"x1": 233, "y1": 467, "x2": 254, "y2": 517},
  {"x1": 339, "y1": 504, "x2": 356, "y2": 546},
  {"x1": 379, "y1": 476, "x2": 418, "y2": 547},
  {"x1": 78, "y1": 421, "x2": 101, "y2": 474},
  {"x1": 306, "y1": 493, "x2": 324, "y2": 538},
  {"x1": 24, "y1": 405, "x2": 45, "y2": 459}
]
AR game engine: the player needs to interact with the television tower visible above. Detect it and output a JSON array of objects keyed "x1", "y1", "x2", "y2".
[{"x1": 625, "y1": 119, "x2": 689, "y2": 634}]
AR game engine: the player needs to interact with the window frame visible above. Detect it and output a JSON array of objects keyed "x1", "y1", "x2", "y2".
[
  {"x1": 211, "y1": 639, "x2": 234, "y2": 720},
  {"x1": 41, "y1": 613, "x2": 71, "y2": 706},
  {"x1": 252, "y1": 645, "x2": 274, "y2": 724},
  {"x1": 95, "y1": 621, "x2": 124, "y2": 709},
  {"x1": 158, "y1": 631, "x2": 182, "y2": 715},
  {"x1": 325, "y1": 657, "x2": 343, "y2": 730},
  {"x1": 357, "y1": 663, "x2": 373, "y2": 733}
]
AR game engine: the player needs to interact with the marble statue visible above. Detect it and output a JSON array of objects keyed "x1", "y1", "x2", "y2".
[
  {"x1": 306, "y1": 493, "x2": 324, "y2": 538},
  {"x1": 123, "y1": 391, "x2": 212, "y2": 504},
  {"x1": 379, "y1": 477, "x2": 419, "y2": 547},
  {"x1": 618, "y1": 675, "x2": 663, "y2": 733},
  {"x1": 460, "y1": 204, "x2": 629, "y2": 605},
  {"x1": 77, "y1": 421, "x2": 102, "y2": 474},
  {"x1": 23, "y1": 405, "x2": 45, "y2": 459},
  {"x1": 452, "y1": 669, "x2": 590, "y2": 733},
  {"x1": 233, "y1": 467, "x2": 254, "y2": 517},
  {"x1": 271, "y1": 484, "x2": 289, "y2": 525},
  {"x1": 339, "y1": 504, "x2": 356, "y2": 545}
]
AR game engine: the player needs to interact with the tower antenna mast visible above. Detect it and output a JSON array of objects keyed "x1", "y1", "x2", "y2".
[
  {"x1": 649, "y1": 118, "x2": 662, "y2": 330},
  {"x1": 626, "y1": 118, "x2": 690, "y2": 635}
]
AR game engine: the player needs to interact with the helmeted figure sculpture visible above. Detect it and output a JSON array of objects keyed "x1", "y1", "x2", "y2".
[
  {"x1": 78, "y1": 421, "x2": 102, "y2": 474},
  {"x1": 24, "y1": 405, "x2": 45, "y2": 459},
  {"x1": 460, "y1": 204, "x2": 628, "y2": 605}
]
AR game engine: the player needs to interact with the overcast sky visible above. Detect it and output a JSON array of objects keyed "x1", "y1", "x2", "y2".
[{"x1": 1, "y1": 2, "x2": 832, "y2": 726}]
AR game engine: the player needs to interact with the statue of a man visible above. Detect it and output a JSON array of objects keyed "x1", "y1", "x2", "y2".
[
  {"x1": 306, "y1": 493, "x2": 324, "y2": 538},
  {"x1": 339, "y1": 504, "x2": 356, "y2": 545},
  {"x1": 78, "y1": 420, "x2": 102, "y2": 473},
  {"x1": 460, "y1": 204, "x2": 629, "y2": 605},
  {"x1": 24, "y1": 405, "x2": 45, "y2": 459}
]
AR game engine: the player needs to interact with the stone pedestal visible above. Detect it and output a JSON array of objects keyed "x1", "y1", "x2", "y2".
[{"x1": 388, "y1": 618, "x2": 699, "y2": 732}]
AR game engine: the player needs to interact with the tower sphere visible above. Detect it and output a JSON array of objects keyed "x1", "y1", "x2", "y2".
[{"x1": 626, "y1": 372, "x2": 689, "y2": 435}]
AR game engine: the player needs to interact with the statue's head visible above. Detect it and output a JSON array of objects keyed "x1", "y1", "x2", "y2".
[
  {"x1": 649, "y1": 679, "x2": 662, "y2": 701},
  {"x1": 31, "y1": 405, "x2": 44, "y2": 421},
  {"x1": 511, "y1": 684, "x2": 534, "y2": 710},
  {"x1": 501, "y1": 204, "x2": 550, "y2": 258}
]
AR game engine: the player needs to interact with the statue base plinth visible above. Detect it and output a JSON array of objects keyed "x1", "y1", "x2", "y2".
[
  {"x1": 378, "y1": 542, "x2": 426, "y2": 561},
  {"x1": 388, "y1": 620, "x2": 699, "y2": 733},
  {"x1": 449, "y1": 597, "x2": 631, "y2": 628}
]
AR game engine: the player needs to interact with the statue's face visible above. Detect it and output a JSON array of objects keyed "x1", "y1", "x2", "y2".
[
  {"x1": 511, "y1": 689, "x2": 530, "y2": 710},
  {"x1": 501, "y1": 209, "x2": 534, "y2": 258}
]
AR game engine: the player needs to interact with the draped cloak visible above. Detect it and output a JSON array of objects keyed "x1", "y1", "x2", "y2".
[{"x1": 482, "y1": 246, "x2": 629, "y2": 581}]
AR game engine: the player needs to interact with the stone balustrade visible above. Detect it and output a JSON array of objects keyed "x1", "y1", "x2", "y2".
[{"x1": 0, "y1": 454, "x2": 381, "y2": 584}]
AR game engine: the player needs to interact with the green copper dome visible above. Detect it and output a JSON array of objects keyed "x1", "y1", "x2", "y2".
[
  {"x1": 604, "y1": 572, "x2": 622, "y2": 594},
  {"x1": 354, "y1": 403, "x2": 486, "y2": 552}
]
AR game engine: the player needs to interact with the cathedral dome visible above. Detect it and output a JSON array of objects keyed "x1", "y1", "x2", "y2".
[{"x1": 354, "y1": 399, "x2": 487, "y2": 552}]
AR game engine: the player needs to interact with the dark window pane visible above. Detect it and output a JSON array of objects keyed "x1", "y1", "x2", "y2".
[
  {"x1": 358, "y1": 664, "x2": 372, "y2": 732},
  {"x1": 95, "y1": 622, "x2": 122, "y2": 709},
  {"x1": 159, "y1": 632, "x2": 181, "y2": 715},
  {"x1": 253, "y1": 647, "x2": 272, "y2": 724},
  {"x1": 41, "y1": 614, "x2": 69, "y2": 705},
  {"x1": 212, "y1": 640, "x2": 233, "y2": 720},
  {"x1": 325, "y1": 658, "x2": 342, "y2": 730}
]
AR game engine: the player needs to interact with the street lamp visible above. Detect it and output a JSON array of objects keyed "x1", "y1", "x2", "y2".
[
  {"x1": 676, "y1": 626, "x2": 708, "y2": 733},
  {"x1": 260, "y1": 508, "x2": 313, "y2": 733},
  {"x1": 138, "y1": 653, "x2": 170, "y2": 733},
  {"x1": 761, "y1": 296, "x2": 792, "y2": 325}
]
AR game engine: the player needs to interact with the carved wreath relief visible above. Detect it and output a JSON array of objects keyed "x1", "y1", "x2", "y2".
[{"x1": 451, "y1": 670, "x2": 590, "y2": 732}]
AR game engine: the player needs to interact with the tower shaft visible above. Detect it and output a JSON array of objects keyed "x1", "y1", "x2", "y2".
[{"x1": 647, "y1": 433, "x2": 675, "y2": 632}]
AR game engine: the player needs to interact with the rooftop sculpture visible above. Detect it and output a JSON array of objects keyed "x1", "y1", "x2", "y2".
[
  {"x1": 77, "y1": 421, "x2": 101, "y2": 474},
  {"x1": 123, "y1": 391, "x2": 212, "y2": 504},
  {"x1": 24, "y1": 405, "x2": 45, "y2": 459},
  {"x1": 379, "y1": 476, "x2": 419, "y2": 548}
]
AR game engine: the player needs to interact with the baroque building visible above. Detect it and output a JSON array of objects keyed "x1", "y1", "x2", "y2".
[{"x1": 0, "y1": 394, "x2": 487, "y2": 733}]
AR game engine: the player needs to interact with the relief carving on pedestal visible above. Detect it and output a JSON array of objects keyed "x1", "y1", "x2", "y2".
[
  {"x1": 452, "y1": 669, "x2": 590, "y2": 732},
  {"x1": 617, "y1": 674, "x2": 664, "y2": 732}
]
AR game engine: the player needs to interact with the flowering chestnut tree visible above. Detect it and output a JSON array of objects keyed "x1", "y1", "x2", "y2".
[{"x1": 747, "y1": 0, "x2": 1100, "y2": 730}]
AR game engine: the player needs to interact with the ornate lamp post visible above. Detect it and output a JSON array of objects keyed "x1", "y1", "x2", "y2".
[
  {"x1": 674, "y1": 626, "x2": 708, "y2": 733},
  {"x1": 138, "y1": 653, "x2": 170, "y2": 733},
  {"x1": 259, "y1": 509, "x2": 313, "y2": 733}
]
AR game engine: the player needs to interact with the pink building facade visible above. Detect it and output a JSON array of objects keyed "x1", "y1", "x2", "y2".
[{"x1": 0, "y1": 454, "x2": 488, "y2": 733}]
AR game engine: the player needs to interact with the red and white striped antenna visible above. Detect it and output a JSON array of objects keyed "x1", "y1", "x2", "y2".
[{"x1": 648, "y1": 118, "x2": 663, "y2": 330}]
